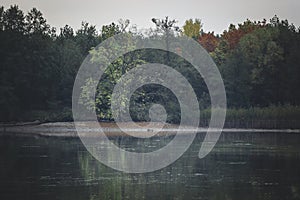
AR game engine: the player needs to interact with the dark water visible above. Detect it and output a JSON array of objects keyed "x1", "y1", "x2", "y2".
[{"x1": 0, "y1": 132, "x2": 300, "y2": 200}]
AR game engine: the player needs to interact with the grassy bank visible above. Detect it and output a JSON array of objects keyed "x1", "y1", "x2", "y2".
[
  {"x1": 15, "y1": 108, "x2": 73, "y2": 123},
  {"x1": 3, "y1": 105, "x2": 300, "y2": 129},
  {"x1": 200, "y1": 105, "x2": 300, "y2": 129}
]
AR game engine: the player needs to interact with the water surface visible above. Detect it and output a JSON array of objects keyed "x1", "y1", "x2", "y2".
[{"x1": 0, "y1": 132, "x2": 300, "y2": 200}]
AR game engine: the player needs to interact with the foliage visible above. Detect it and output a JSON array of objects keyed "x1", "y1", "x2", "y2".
[
  {"x1": 182, "y1": 19, "x2": 202, "y2": 39},
  {"x1": 198, "y1": 32, "x2": 219, "y2": 52},
  {"x1": 0, "y1": 5, "x2": 300, "y2": 127},
  {"x1": 201, "y1": 105, "x2": 300, "y2": 129}
]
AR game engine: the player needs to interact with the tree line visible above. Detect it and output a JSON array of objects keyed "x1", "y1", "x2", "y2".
[{"x1": 1, "y1": 5, "x2": 300, "y2": 123}]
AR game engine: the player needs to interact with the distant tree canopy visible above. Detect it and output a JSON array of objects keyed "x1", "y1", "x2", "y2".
[
  {"x1": 182, "y1": 18, "x2": 202, "y2": 39},
  {"x1": 0, "y1": 5, "x2": 100, "y2": 121},
  {"x1": 0, "y1": 5, "x2": 300, "y2": 122},
  {"x1": 208, "y1": 16, "x2": 300, "y2": 107}
]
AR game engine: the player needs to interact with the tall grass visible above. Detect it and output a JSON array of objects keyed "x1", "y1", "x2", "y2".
[{"x1": 200, "y1": 105, "x2": 300, "y2": 129}]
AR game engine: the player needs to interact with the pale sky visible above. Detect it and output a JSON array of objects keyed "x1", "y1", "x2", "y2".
[{"x1": 1, "y1": 0, "x2": 300, "y2": 34}]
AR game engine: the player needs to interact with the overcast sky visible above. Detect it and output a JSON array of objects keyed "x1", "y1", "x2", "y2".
[{"x1": 2, "y1": 0, "x2": 300, "y2": 34}]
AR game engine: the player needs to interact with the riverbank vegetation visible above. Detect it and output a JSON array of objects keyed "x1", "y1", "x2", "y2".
[
  {"x1": 1, "y1": 5, "x2": 300, "y2": 128},
  {"x1": 201, "y1": 105, "x2": 300, "y2": 129}
]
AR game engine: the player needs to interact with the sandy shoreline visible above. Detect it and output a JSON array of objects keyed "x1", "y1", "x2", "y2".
[{"x1": 1, "y1": 121, "x2": 300, "y2": 138}]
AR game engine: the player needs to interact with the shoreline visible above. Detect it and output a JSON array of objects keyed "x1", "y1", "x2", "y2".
[{"x1": 1, "y1": 122, "x2": 300, "y2": 138}]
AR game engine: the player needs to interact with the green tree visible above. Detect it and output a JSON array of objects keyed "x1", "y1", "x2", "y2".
[
  {"x1": 58, "y1": 24, "x2": 74, "y2": 40},
  {"x1": 221, "y1": 25, "x2": 285, "y2": 107},
  {"x1": 100, "y1": 22, "x2": 120, "y2": 41},
  {"x1": 25, "y1": 8, "x2": 50, "y2": 35},
  {"x1": 182, "y1": 18, "x2": 202, "y2": 39},
  {"x1": 151, "y1": 17, "x2": 180, "y2": 63},
  {"x1": 0, "y1": 6, "x2": 4, "y2": 31},
  {"x1": 75, "y1": 22, "x2": 99, "y2": 55},
  {"x1": 79, "y1": 24, "x2": 144, "y2": 120},
  {"x1": 239, "y1": 27, "x2": 284, "y2": 105},
  {"x1": 3, "y1": 5, "x2": 25, "y2": 33}
]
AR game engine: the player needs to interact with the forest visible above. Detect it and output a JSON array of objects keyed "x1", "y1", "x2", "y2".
[{"x1": 1, "y1": 5, "x2": 300, "y2": 128}]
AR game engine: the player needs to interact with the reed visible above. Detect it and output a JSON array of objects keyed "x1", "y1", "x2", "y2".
[{"x1": 200, "y1": 105, "x2": 300, "y2": 129}]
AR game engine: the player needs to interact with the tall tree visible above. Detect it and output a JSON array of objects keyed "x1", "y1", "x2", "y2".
[
  {"x1": 0, "y1": 6, "x2": 4, "y2": 31},
  {"x1": 151, "y1": 17, "x2": 179, "y2": 63},
  {"x1": 182, "y1": 18, "x2": 202, "y2": 39},
  {"x1": 75, "y1": 22, "x2": 99, "y2": 55},
  {"x1": 3, "y1": 5, "x2": 25, "y2": 33},
  {"x1": 59, "y1": 25, "x2": 74, "y2": 40},
  {"x1": 25, "y1": 8, "x2": 50, "y2": 35},
  {"x1": 100, "y1": 22, "x2": 120, "y2": 41},
  {"x1": 221, "y1": 19, "x2": 263, "y2": 50},
  {"x1": 198, "y1": 32, "x2": 219, "y2": 52}
]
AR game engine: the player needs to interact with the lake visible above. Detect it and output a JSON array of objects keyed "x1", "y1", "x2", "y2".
[{"x1": 0, "y1": 131, "x2": 300, "y2": 200}]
